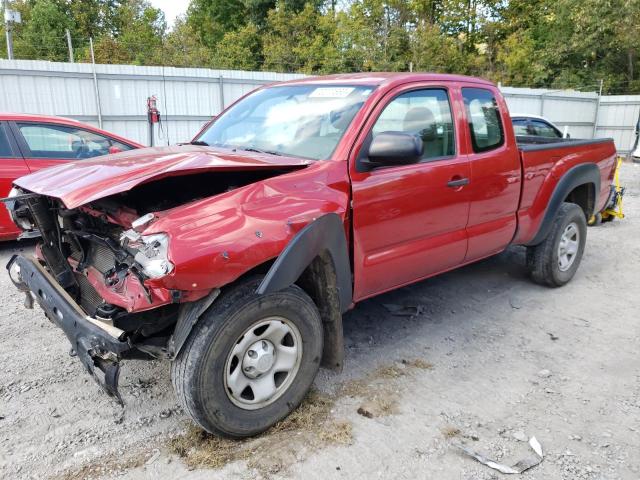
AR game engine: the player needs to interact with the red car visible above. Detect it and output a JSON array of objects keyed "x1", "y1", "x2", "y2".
[
  {"x1": 6, "y1": 73, "x2": 617, "y2": 437},
  {"x1": 0, "y1": 113, "x2": 142, "y2": 239}
]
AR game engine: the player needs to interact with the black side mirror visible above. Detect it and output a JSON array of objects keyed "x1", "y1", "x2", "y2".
[{"x1": 366, "y1": 132, "x2": 424, "y2": 167}]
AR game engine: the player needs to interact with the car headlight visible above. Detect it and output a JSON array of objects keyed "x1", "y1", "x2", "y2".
[
  {"x1": 130, "y1": 233, "x2": 174, "y2": 279},
  {"x1": 7, "y1": 187, "x2": 35, "y2": 231}
]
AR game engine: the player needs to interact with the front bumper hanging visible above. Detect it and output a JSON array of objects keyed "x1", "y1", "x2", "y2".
[{"x1": 6, "y1": 255, "x2": 132, "y2": 404}]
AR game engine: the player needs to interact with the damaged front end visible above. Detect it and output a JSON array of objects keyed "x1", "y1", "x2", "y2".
[{"x1": 5, "y1": 190, "x2": 189, "y2": 403}]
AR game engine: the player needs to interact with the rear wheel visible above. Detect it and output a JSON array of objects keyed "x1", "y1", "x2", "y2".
[
  {"x1": 171, "y1": 278, "x2": 323, "y2": 438},
  {"x1": 526, "y1": 202, "x2": 587, "y2": 287}
]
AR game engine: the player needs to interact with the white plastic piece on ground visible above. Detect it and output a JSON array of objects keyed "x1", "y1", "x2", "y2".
[{"x1": 456, "y1": 436, "x2": 544, "y2": 474}]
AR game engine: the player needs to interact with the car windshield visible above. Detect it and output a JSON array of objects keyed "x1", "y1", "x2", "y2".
[{"x1": 197, "y1": 84, "x2": 375, "y2": 160}]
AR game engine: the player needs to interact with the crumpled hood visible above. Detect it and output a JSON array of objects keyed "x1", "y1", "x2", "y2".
[{"x1": 14, "y1": 145, "x2": 312, "y2": 209}]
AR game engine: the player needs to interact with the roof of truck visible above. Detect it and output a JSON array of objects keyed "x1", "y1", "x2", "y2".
[{"x1": 278, "y1": 72, "x2": 496, "y2": 87}]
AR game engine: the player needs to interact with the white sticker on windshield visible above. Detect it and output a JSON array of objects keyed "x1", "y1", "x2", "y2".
[{"x1": 309, "y1": 87, "x2": 355, "y2": 98}]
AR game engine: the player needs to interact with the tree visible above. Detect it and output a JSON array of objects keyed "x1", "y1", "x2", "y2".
[
  {"x1": 13, "y1": 0, "x2": 72, "y2": 61},
  {"x1": 262, "y1": 3, "x2": 341, "y2": 73},
  {"x1": 187, "y1": 0, "x2": 247, "y2": 47},
  {"x1": 213, "y1": 23, "x2": 263, "y2": 70},
  {"x1": 163, "y1": 17, "x2": 214, "y2": 67},
  {"x1": 72, "y1": 0, "x2": 165, "y2": 65}
]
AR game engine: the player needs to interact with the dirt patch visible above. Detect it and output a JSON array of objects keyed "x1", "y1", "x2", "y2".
[
  {"x1": 167, "y1": 390, "x2": 352, "y2": 476},
  {"x1": 53, "y1": 451, "x2": 149, "y2": 480},
  {"x1": 343, "y1": 357, "x2": 433, "y2": 421},
  {"x1": 357, "y1": 396, "x2": 399, "y2": 418},
  {"x1": 163, "y1": 359, "x2": 431, "y2": 474},
  {"x1": 441, "y1": 426, "x2": 462, "y2": 439}
]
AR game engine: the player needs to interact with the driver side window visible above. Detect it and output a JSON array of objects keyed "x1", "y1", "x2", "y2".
[
  {"x1": 17, "y1": 123, "x2": 131, "y2": 159},
  {"x1": 371, "y1": 88, "x2": 455, "y2": 160}
]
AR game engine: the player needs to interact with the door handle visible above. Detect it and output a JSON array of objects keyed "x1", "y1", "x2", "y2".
[{"x1": 447, "y1": 177, "x2": 469, "y2": 188}]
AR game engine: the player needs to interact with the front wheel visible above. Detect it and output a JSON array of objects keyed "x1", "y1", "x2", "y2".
[
  {"x1": 526, "y1": 202, "x2": 587, "y2": 287},
  {"x1": 171, "y1": 278, "x2": 323, "y2": 438}
]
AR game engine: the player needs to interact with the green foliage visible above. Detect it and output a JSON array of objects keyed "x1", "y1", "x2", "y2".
[
  {"x1": 213, "y1": 23, "x2": 263, "y2": 70},
  {"x1": 187, "y1": 0, "x2": 246, "y2": 47},
  {"x1": 13, "y1": 0, "x2": 72, "y2": 61},
  {"x1": 2, "y1": 0, "x2": 640, "y2": 93}
]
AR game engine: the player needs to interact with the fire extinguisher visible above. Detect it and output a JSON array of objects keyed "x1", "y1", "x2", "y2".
[{"x1": 147, "y1": 95, "x2": 161, "y2": 146}]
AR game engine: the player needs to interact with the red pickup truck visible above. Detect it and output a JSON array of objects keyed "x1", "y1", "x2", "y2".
[{"x1": 5, "y1": 73, "x2": 617, "y2": 438}]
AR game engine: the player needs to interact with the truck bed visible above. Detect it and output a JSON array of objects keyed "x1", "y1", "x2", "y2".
[{"x1": 513, "y1": 135, "x2": 618, "y2": 245}]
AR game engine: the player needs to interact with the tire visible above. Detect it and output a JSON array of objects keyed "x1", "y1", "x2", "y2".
[
  {"x1": 526, "y1": 202, "x2": 587, "y2": 287},
  {"x1": 171, "y1": 277, "x2": 323, "y2": 438}
]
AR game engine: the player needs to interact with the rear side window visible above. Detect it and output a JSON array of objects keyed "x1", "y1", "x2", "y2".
[
  {"x1": 462, "y1": 88, "x2": 504, "y2": 153},
  {"x1": 531, "y1": 120, "x2": 562, "y2": 138},
  {"x1": 0, "y1": 123, "x2": 16, "y2": 157},
  {"x1": 511, "y1": 118, "x2": 530, "y2": 136},
  {"x1": 17, "y1": 123, "x2": 133, "y2": 160}
]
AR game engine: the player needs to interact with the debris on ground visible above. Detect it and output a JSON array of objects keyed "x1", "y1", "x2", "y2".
[
  {"x1": 357, "y1": 396, "x2": 398, "y2": 419},
  {"x1": 382, "y1": 304, "x2": 425, "y2": 317},
  {"x1": 512, "y1": 430, "x2": 528, "y2": 442},
  {"x1": 456, "y1": 436, "x2": 544, "y2": 474}
]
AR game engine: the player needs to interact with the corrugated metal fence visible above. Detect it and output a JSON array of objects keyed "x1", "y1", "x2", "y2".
[
  {"x1": 500, "y1": 87, "x2": 640, "y2": 153},
  {"x1": 0, "y1": 60, "x2": 304, "y2": 145},
  {"x1": 1, "y1": 60, "x2": 639, "y2": 153}
]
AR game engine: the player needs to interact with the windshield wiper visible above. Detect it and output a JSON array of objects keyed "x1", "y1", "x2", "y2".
[
  {"x1": 239, "y1": 147, "x2": 282, "y2": 156},
  {"x1": 189, "y1": 140, "x2": 209, "y2": 146}
]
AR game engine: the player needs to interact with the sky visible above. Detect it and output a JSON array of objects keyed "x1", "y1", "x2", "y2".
[{"x1": 149, "y1": 0, "x2": 189, "y2": 28}]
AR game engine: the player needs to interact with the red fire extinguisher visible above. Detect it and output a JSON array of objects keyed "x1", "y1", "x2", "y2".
[{"x1": 147, "y1": 95, "x2": 161, "y2": 146}]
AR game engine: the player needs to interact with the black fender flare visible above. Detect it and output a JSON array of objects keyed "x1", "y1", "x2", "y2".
[
  {"x1": 527, "y1": 163, "x2": 600, "y2": 246},
  {"x1": 256, "y1": 212, "x2": 352, "y2": 313}
]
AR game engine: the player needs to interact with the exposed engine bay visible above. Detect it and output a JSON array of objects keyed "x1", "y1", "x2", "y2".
[{"x1": 5, "y1": 169, "x2": 289, "y2": 342}]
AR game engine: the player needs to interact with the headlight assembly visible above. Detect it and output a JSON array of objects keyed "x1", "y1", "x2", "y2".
[
  {"x1": 125, "y1": 232, "x2": 174, "y2": 279},
  {"x1": 7, "y1": 187, "x2": 36, "y2": 231}
]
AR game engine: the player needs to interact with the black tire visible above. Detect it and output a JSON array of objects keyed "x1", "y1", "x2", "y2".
[
  {"x1": 171, "y1": 277, "x2": 323, "y2": 438},
  {"x1": 526, "y1": 202, "x2": 587, "y2": 287}
]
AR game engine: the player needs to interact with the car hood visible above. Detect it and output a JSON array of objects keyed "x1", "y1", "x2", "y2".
[{"x1": 14, "y1": 145, "x2": 313, "y2": 209}]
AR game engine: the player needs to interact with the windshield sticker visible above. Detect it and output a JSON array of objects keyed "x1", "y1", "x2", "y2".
[{"x1": 309, "y1": 87, "x2": 356, "y2": 98}]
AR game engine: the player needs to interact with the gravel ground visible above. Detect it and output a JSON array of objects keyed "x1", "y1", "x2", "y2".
[{"x1": 1, "y1": 162, "x2": 639, "y2": 480}]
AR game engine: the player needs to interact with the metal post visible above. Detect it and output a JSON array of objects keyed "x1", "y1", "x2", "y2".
[
  {"x1": 592, "y1": 79, "x2": 604, "y2": 138},
  {"x1": 3, "y1": 0, "x2": 14, "y2": 60},
  {"x1": 89, "y1": 37, "x2": 103, "y2": 128},
  {"x1": 218, "y1": 74, "x2": 225, "y2": 112},
  {"x1": 409, "y1": 61, "x2": 413, "y2": 72},
  {"x1": 65, "y1": 28, "x2": 73, "y2": 63}
]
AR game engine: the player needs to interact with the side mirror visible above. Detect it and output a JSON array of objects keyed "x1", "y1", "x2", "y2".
[
  {"x1": 367, "y1": 132, "x2": 423, "y2": 167},
  {"x1": 108, "y1": 146, "x2": 123, "y2": 154}
]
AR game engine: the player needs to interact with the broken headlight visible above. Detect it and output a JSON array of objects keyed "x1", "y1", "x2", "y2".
[
  {"x1": 6, "y1": 187, "x2": 35, "y2": 231},
  {"x1": 126, "y1": 232, "x2": 174, "y2": 279}
]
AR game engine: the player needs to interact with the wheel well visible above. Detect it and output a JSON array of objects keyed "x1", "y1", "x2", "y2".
[
  {"x1": 295, "y1": 251, "x2": 344, "y2": 370},
  {"x1": 564, "y1": 183, "x2": 595, "y2": 219},
  {"x1": 227, "y1": 252, "x2": 345, "y2": 370}
]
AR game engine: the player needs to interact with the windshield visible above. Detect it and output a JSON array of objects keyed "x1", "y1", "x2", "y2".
[{"x1": 197, "y1": 85, "x2": 374, "y2": 160}]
